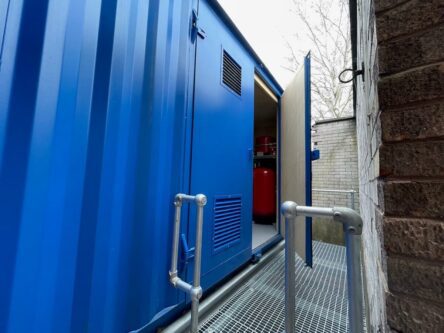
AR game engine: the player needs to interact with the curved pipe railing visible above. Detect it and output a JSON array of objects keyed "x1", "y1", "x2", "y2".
[
  {"x1": 281, "y1": 201, "x2": 364, "y2": 333},
  {"x1": 169, "y1": 193, "x2": 207, "y2": 333}
]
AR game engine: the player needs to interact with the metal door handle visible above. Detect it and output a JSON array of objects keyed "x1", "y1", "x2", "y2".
[{"x1": 248, "y1": 148, "x2": 253, "y2": 160}]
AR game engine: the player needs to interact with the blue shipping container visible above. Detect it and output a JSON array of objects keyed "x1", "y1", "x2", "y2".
[{"x1": 0, "y1": 0, "x2": 312, "y2": 332}]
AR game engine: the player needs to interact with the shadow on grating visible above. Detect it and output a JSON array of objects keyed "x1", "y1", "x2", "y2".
[{"x1": 199, "y1": 241, "x2": 356, "y2": 333}]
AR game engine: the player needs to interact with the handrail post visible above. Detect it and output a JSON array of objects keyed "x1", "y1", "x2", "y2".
[
  {"x1": 281, "y1": 202, "x2": 364, "y2": 333},
  {"x1": 190, "y1": 194, "x2": 207, "y2": 332},
  {"x1": 282, "y1": 202, "x2": 297, "y2": 333},
  {"x1": 349, "y1": 190, "x2": 356, "y2": 210},
  {"x1": 345, "y1": 232, "x2": 363, "y2": 332},
  {"x1": 332, "y1": 207, "x2": 364, "y2": 333},
  {"x1": 169, "y1": 193, "x2": 207, "y2": 333}
]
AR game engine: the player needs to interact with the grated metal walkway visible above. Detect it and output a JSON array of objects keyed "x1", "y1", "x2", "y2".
[{"x1": 199, "y1": 242, "x2": 353, "y2": 333}]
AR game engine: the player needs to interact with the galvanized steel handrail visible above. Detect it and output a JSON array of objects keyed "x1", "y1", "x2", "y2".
[
  {"x1": 169, "y1": 193, "x2": 207, "y2": 333},
  {"x1": 281, "y1": 201, "x2": 364, "y2": 333}
]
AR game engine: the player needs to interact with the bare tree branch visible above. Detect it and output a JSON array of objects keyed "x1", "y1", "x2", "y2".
[{"x1": 285, "y1": 0, "x2": 353, "y2": 121}]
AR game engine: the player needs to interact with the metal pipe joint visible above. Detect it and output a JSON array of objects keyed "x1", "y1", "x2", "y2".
[
  {"x1": 332, "y1": 207, "x2": 362, "y2": 235},
  {"x1": 169, "y1": 270, "x2": 178, "y2": 281},
  {"x1": 190, "y1": 286, "x2": 203, "y2": 302},
  {"x1": 175, "y1": 193, "x2": 207, "y2": 207},
  {"x1": 170, "y1": 275, "x2": 193, "y2": 293},
  {"x1": 195, "y1": 194, "x2": 207, "y2": 207},
  {"x1": 281, "y1": 201, "x2": 298, "y2": 218}
]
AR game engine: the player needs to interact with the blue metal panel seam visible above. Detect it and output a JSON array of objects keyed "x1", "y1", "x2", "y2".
[
  {"x1": 0, "y1": 1, "x2": 50, "y2": 330},
  {"x1": 0, "y1": 0, "x2": 11, "y2": 66}
]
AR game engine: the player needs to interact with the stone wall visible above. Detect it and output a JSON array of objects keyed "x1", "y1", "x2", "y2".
[
  {"x1": 355, "y1": 1, "x2": 388, "y2": 329},
  {"x1": 356, "y1": 0, "x2": 444, "y2": 332},
  {"x1": 312, "y1": 117, "x2": 359, "y2": 245}
]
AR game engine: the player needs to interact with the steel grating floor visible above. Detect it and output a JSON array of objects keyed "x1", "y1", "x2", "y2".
[{"x1": 198, "y1": 241, "x2": 359, "y2": 333}]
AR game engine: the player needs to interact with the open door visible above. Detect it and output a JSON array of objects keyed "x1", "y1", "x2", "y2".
[{"x1": 280, "y1": 54, "x2": 312, "y2": 267}]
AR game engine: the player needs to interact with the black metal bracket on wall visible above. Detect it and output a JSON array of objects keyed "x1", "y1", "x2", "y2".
[
  {"x1": 348, "y1": 0, "x2": 358, "y2": 115},
  {"x1": 338, "y1": 63, "x2": 365, "y2": 84}
]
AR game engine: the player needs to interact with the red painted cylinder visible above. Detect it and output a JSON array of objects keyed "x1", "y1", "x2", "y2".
[
  {"x1": 253, "y1": 167, "x2": 276, "y2": 222},
  {"x1": 255, "y1": 136, "x2": 276, "y2": 155}
]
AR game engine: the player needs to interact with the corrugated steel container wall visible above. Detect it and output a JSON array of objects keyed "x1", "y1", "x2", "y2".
[{"x1": 0, "y1": 0, "x2": 196, "y2": 332}]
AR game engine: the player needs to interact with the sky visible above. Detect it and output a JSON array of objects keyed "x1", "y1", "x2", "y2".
[
  {"x1": 217, "y1": 0, "x2": 311, "y2": 88},
  {"x1": 217, "y1": 0, "x2": 353, "y2": 120}
]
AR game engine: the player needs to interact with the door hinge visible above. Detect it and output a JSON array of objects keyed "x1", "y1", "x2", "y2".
[{"x1": 191, "y1": 9, "x2": 206, "y2": 41}]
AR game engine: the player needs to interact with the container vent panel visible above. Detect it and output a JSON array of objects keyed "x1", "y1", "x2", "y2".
[
  {"x1": 213, "y1": 195, "x2": 242, "y2": 252},
  {"x1": 222, "y1": 50, "x2": 242, "y2": 96}
]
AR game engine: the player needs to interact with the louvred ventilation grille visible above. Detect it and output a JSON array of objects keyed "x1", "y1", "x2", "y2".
[
  {"x1": 222, "y1": 50, "x2": 242, "y2": 96},
  {"x1": 213, "y1": 195, "x2": 242, "y2": 252}
]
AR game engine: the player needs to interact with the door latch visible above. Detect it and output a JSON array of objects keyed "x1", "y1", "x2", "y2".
[
  {"x1": 180, "y1": 233, "x2": 195, "y2": 267},
  {"x1": 192, "y1": 9, "x2": 206, "y2": 41},
  {"x1": 311, "y1": 149, "x2": 320, "y2": 161},
  {"x1": 248, "y1": 148, "x2": 254, "y2": 160}
]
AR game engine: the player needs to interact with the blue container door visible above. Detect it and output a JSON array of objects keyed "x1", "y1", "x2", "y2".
[{"x1": 187, "y1": 0, "x2": 255, "y2": 290}]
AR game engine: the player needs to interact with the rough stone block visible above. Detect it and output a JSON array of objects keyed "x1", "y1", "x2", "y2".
[
  {"x1": 379, "y1": 141, "x2": 444, "y2": 177},
  {"x1": 383, "y1": 181, "x2": 444, "y2": 219},
  {"x1": 387, "y1": 293, "x2": 444, "y2": 333},
  {"x1": 376, "y1": 0, "x2": 444, "y2": 42},
  {"x1": 384, "y1": 217, "x2": 444, "y2": 260},
  {"x1": 378, "y1": 25, "x2": 444, "y2": 75},
  {"x1": 378, "y1": 64, "x2": 444, "y2": 109},
  {"x1": 381, "y1": 102, "x2": 444, "y2": 142},
  {"x1": 387, "y1": 256, "x2": 444, "y2": 303}
]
